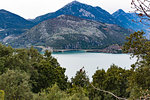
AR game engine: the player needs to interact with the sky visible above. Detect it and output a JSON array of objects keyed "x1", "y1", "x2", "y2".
[{"x1": 0, "y1": 0, "x2": 132, "y2": 19}]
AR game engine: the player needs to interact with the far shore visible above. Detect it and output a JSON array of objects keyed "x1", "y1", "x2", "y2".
[
  {"x1": 52, "y1": 49, "x2": 122, "y2": 54},
  {"x1": 35, "y1": 44, "x2": 123, "y2": 54}
]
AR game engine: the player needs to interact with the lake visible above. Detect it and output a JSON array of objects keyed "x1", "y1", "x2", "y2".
[{"x1": 52, "y1": 51, "x2": 137, "y2": 81}]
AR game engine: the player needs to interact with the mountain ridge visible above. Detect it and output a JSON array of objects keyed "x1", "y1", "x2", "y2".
[
  {"x1": 32, "y1": 1, "x2": 121, "y2": 26},
  {"x1": 112, "y1": 9, "x2": 150, "y2": 36},
  {"x1": 32, "y1": 1, "x2": 149, "y2": 37},
  {"x1": 8, "y1": 15, "x2": 133, "y2": 49},
  {"x1": 0, "y1": 9, "x2": 34, "y2": 40}
]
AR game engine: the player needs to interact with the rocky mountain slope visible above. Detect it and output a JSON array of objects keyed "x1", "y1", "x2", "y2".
[
  {"x1": 33, "y1": 1, "x2": 121, "y2": 26},
  {"x1": 8, "y1": 15, "x2": 132, "y2": 49},
  {"x1": 0, "y1": 9, "x2": 34, "y2": 40},
  {"x1": 32, "y1": 1, "x2": 150, "y2": 38}
]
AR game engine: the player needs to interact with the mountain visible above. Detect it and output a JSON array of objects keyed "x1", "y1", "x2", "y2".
[
  {"x1": 30, "y1": 1, "x2": 150, "y2": 38},
  {"x1": 33, "y1": 1, "x2": 121, "y2": 26},
  {"x1": 8, "y1": 15, "x2": 132, "y2": 49},
  {"x1": 112, "y1": 9, "x2": 150, "y2": 37},
  {"x1": 0, "y1": 9, "x2": 34, "y2": 40}
]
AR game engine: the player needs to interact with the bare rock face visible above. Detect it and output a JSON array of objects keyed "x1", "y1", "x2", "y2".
[{"x1": 8, "y1": 15, "x2": 132, "y2": 49}]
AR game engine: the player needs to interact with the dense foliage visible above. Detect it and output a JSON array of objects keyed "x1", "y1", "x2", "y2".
[
  {"x1": 0, "y1": 31, "x2": 149, "y2": 100},
  {"x1": 0, "y1": 44, "x2": 68, "y2": 99},
  {"x1": 123, "y1": 31, "x2": 150, "y2": 99}
]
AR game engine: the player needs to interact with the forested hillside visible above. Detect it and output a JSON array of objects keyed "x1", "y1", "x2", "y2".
[{"x1": 8, "y1": 15, "x2": 132, "y2": 49}]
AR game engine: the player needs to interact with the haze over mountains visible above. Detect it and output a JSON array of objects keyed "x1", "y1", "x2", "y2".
[{"x1": 0, "y1": 1, "x2": 149, "y2": 49}]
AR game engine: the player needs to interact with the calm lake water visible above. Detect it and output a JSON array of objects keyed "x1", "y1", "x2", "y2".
[{"x1": 52, "y1": 51, "x2": 137, "y2": 80}]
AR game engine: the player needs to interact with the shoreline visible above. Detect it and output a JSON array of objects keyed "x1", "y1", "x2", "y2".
[
  {"x1": 52, "y1": 49, "x2": 122, "y2": 54},
  {"x1": 35, "y1": 44, "x2": 123, "y2": 54}
]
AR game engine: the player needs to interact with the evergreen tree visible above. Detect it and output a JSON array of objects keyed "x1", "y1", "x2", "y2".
[{"x1": 0, "y1": 70, "x2": 34, "y2": 100}]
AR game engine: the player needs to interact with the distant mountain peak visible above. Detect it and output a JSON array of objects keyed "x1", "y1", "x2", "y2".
[
  {"x1": 112, "y1": 8, "x2": 150, "y2": 37},
  {"x1": 33, "y1": 0, "x2": 119, "y2": 25},
  {"x1": 70, "y1": 0, "x2": 80, "y2": 4},
  {"x1": 0, "y1": 9, "x2": 7, "y2": 11},
  {"x1": 114, "y1": 9, "x2": 126, "y2": 15},
  {"x1": 0, "y1": 9, "x2": 10, "y2": 13},
  {"x1": 117, "y1": 9, "x2": 125, "y2": 13},
  {"x1": 112, "y1": 9, "x2": 126, "y2": 18},
  {"x1": 66, "y1": 0, "x2": 81, "y2": 6}
]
